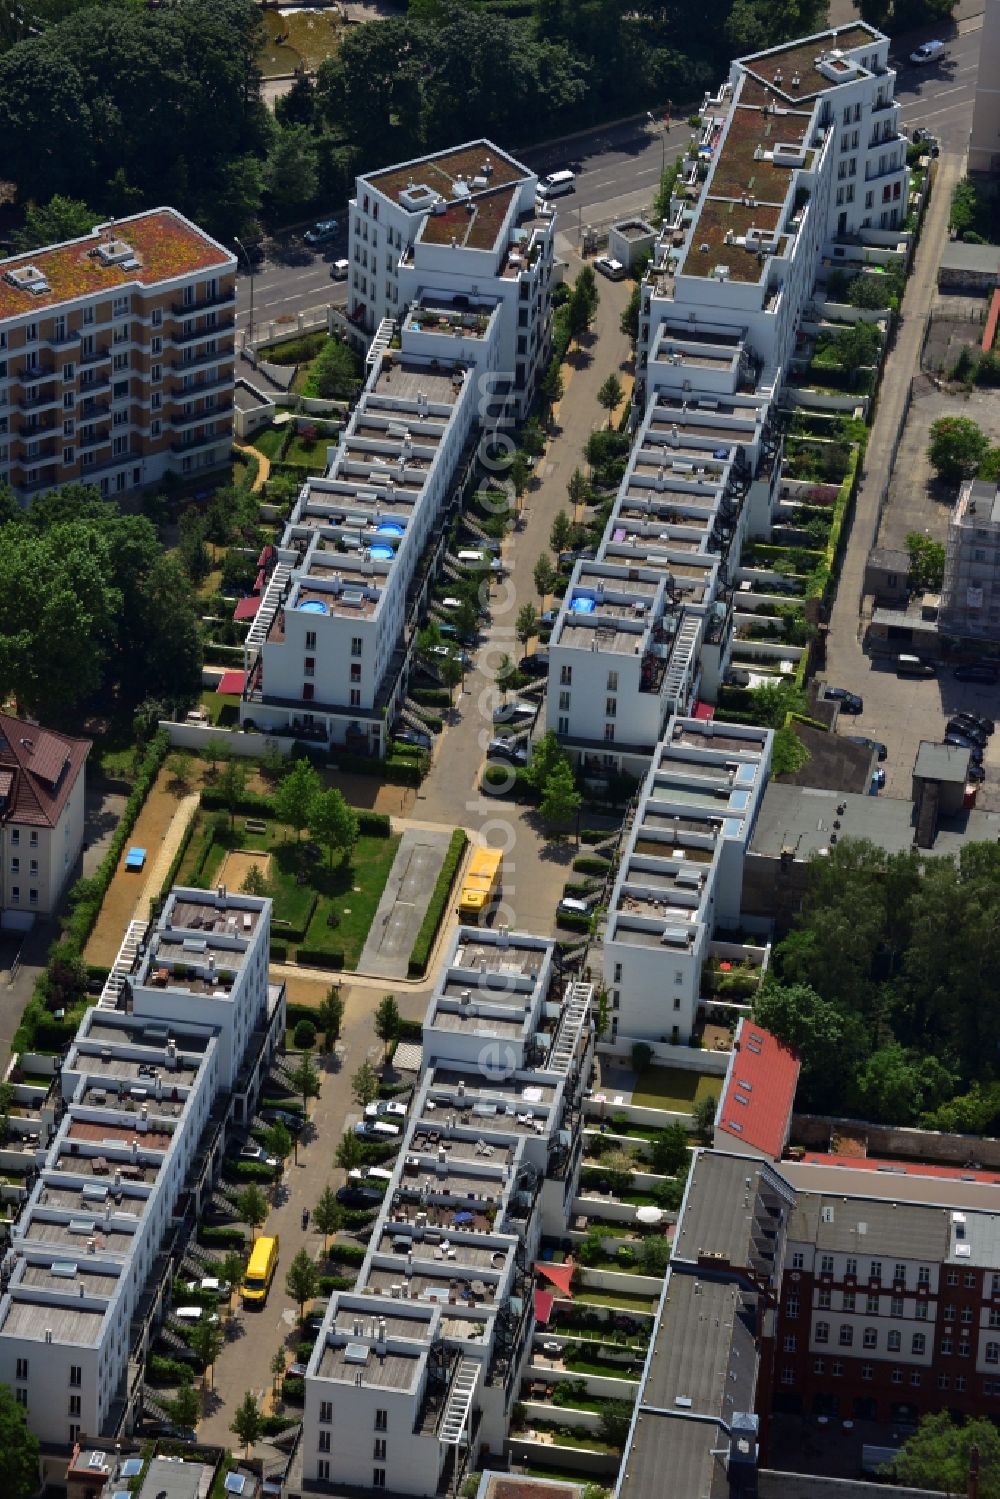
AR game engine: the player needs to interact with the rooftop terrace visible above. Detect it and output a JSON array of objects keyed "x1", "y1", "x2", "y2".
[
  {"x1": 365, "y1": 142, "x2": 529, "y2": 205},
  {"x1": 418, "y1": 186, "x2": 519, "y2": 253},
  {"x1": 740, "y1": 24, "x2": 879, "y2": 100}
]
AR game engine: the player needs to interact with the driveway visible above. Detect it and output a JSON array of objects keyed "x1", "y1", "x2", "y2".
[{"x1": 356, "y1": 825, "x2": 453, "y2": 979}]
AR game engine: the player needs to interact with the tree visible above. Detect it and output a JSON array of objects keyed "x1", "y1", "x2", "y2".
[
  {"x1": 495, "y1": 652, "x2": 517, "y2": 701},
  {"x1": 241, "y1": 864, "x2": 270, "y2": 897},
  {"x1": 549, "y1": 509, "x2": 572, "y2": 555},
  {"x1": 515, "y1": 602, "x2": 538, "y2": 647},
  {"x1": 771, "y1": 724, "x2": 810, "y2": 777},
  {"x1": 602, "y1": 1149, "x2": 635, "y2": 1197},
  {"x1": 285, "y1": 1246, "x2": 319, "y2": 1321},
  {"x1": 598, "y1": 1400, "x2": 633, "y2": 1450},
  {"x1": 231, "y1": 1391, "x2": 264, "y2": 1456},
  {"x1": 692, "y1": 1095, "x2": 717, "y2": 1143},
  {"x1": 525, "y1": 729, "x2": 570, "y2": 794},
  {"x1": 0, "y1": 1384, "x2": 40, "y2": 1499},
  {"x1": 928, "y1": 415, "x2": 990, "y2": 483},
  {"x1": 270, "y1": 1349, "x2": 287, "y2": 1393},
  {"x1": 539, "y1": 359, "x2": 564, "y2": 422},
  {"x1": 313, "y1": 1184, "x2": 342, "y2": 1249},
  {"x1": 651, "y1": 156, "x2": 682, "y2": 223},
  {"x1": 309, "y1": 785, "x2": 360, "y2": 867},
  {"x1": 263, "y1": 123, "x2": 319, "y2": 211},
  {"x1": 215, "y1": 753, "x2": 248, "y2": 831},
  {"x1": 264, "y1": 1122, "x2": 294, "y2": 1171},
  {"x1": 641, "y1": 1235, "x2": 671, "y2": 1276},
  {"x1": 850, "y1": 1043, "x2": 956, "y2": 1125},
  {"x1": 235, "y1": 1184, "x2": 269, "y2": 1239},
  {"x1": 352, "y1": 1059, "x2": 379, "y2": 1108},
  {"x1": 335, "y1": 1129, "x2": 364, "y2": 1173},
  {"x1": 166, "y1": 1382, "x2": 200, "y2": 1431},
  {"x1": 275, "y1": 71, "x2": 315, "y2": 128},
  {"x1": 906, "y1": 531, "x2": 946, "y2": 591},
  {"x1": 894, "y1": 1412, "x2": 1000, "y2": 1498},
  {"x1": 316, "y1": 986, "x2": 344, "y2": 1049},
  {"x1": 567, "y1": 467, "x2": 590, "y2": 513},
  {"x1": 168, "y1": 751, "x2": 193, "y2": 789},
  {"x1": 374, "y1": 994, "x2": 401, "y2": 1060},
  {"x1": 539, "y1": 761, "x2": 582, "y2": 838},
  {"x1": 289, "y1": 1050, "x2": 320, "y2": 1108},
  {"x1": 748, "y1": 678, "x2": 805, "y2": 729},
  {"x1": 273, "y1": 758, "x2": 322, "y2": 839},
  {"x1": 221, "y1": 1251, "x2": 245, "y2": 1305},
  {"x1": 755, "y1": 983, "x2": 845, "y2": 1080},
  {"x1": 566, "y1": 273, "x2": 596, "y2": 340},
  {"x1": 293, "y1": 1018, "x2": 317, "y2": 1051},
  {"x1": 533, "y1": 552, "x2": 557, "y2": 604},
  {"x1": 189, "y1": 1315, "x2": 224, "y2": 1387},
  {"x1": 597, "y1": 373, "x2": 624, "y2": 428},
  {"x1": 509, "y1": 451, "x2": 531, "y2": 511},
  {"x1": 620, "y1": 282, "x2": 641, "y2": 342},
  {"x1": 438, "y1": 651, "x2": 464, "y2": 704},
  {"x1": 649, "y1": 1122, "x2": 690, "y2": 1177},
  {"x1": 13, "y1": 195, "x2": 96, "y2": 252}
]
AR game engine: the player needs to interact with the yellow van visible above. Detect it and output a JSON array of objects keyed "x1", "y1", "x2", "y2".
[{"x1": 241, "y1": 1234, "x2": 279, "y2": 1308}]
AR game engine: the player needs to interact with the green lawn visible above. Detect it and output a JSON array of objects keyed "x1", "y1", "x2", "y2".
[
  {"x1": 252, "y1": 427, "x2": 284, "y2": 460},
  {"x1": 630, "y1": 1067, "x2": 722, "y2": 1113},
  {"x1": 199, "y1": 689, "x2": 240, "y2": 727},
  {"x1": 296, "y1": 834, "x2": 400, "y2": 969},
  {"x1": 574, "y1": 1290, "x2": 660, "y2": 1314},
  {"x1": 282, "y1": 433, "x2": 334, "y2": 470}
]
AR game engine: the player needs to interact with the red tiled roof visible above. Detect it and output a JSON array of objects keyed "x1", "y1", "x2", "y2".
[
  {"x1": 801, "y1": 1153, "x2": 1000, "y2": 1185},
  {"x1": 717, "y1": 1020, "x2": 800, "y2": 1159},
  {"x1": 0, "y1": 712, "x2": 90, "y2": 829}
]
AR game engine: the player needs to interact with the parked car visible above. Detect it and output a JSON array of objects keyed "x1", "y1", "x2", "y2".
[
  {"x1": 493, "y1": 701, "x2": 536, "y2": 725},
  {"x1": 329, "y1": 258, "x2": 349, "y2": 279},
  {"x1": 557, "y1": 897, "x2": 590, "y2": 917},
  {"x1": 304, "y1": 218, "x2": 339, "y2": 244},
  {"x1": 337, "y1": 1183, "x2": 383, "y2": 1207},
  {"x1": 910, "y1": 39, "x2": 944, "y2": 63},
  {"x1": 953, "y1": 663, "x2": 998, "y2": 683},
  {"x1": 260, "y1": 1108, "x2": 305, "y2": 1135},
  {"x1": 945, "y1": 732, "x2": 984, "y2": 760},
  {"x1": 364, "y1": 1099, "x2": 408, "y2": 1121},
  {"x1": 182, "y1": 1277, "x2": 230, "y2": 1298},
  {"x1": 487, "y1": 737, "x2": 528, "y2": 766},
  {"x1": 847, "y1": 735, "x2": 888, "y2": 762},
  {"x1": 395, "y1": 728, "x2": 432, "y2": 750},
  {"x1": 287, "y1": 1362, "x2": 309, "y2": 1378},
  {"x1": 239, "y1": 1143, "x2": 278, "y2": 1168},
  {"x1": 518, "y1": 651, "x2": 550, "y2": 678},
  {"x1": 725, "y1": 667, "x2": 751, "y2": 688},
  {"x1": 173, "y1": 1306, "x2": 220, "y2": 1323},
  {"x1": 946, "y1": 717, "x2": 987, "y2": 746},
  {"x1": 822, "y1": 685, "x2": 864, "y2": 714},
  {"x1": 354, "y1": 1119, "x2": 401, "y2": 1141},
  {"x1": 539, "y1": 610, "x2": 557, "y2": 626},
  {"x1": 594, "y1": 256, "x2": 626, "y2": 281},
  {"x1": 428, "y1": 644, "x2": 471, "y2": 667},
  {"x1": 869, "y1": 768, "x2": 886, "y2": 794},
  {"x1": 950, "y1": 711, "x2": 994, "y2": 736},
  {"x1": 896, "y1": 654, "x2": 936, "y2": 678}
]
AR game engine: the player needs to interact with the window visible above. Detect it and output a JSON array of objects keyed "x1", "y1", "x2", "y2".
[
  {"x1": 375, "y1": 1408, "x2": 387, "y2": 1430},
  {"x1": 888, "y1": 1331, "x2": 901, "y2": 1352},
  {"x1": 305, "y1": 631, "x2": 317, "y2": 651},
  {"x1": 992, "y1": 1273, "x2": 1000, "y2": 1296},
  {"x1": 558, "y1": 691, "x2": 571, "y2": 711},
  {"x1": 941, "y1": 1338, "x2": 953, "y2": 1355},
  {"x1": 891, "y1": 1367, "x2": 903, "y2": 1385},
  {"x1": 814, "y1": 1359, "x2": 825, "y2": 1374},
  {"x1": 318, "y1": 1432, "x2": 331, "y2": 1453},
  {"x1": 604, "y1": 723, "x2": 615, "y2": 743},
  {"x1": 10, "y1": 858, "x2": 18, "y2": 873},
  {"x1": 792, "y1": 1253, "x2": 804, "y2": 1270},
  {"x1": 966, "y1": 1272, "x2": 978, "y2": 1288},
  {"x1": 891, "y1": 1296, "x2": 904, "y2": 1317},
  {"x1": 839, "y1": 1325, "x2": 853, "y2": 1347},
  {"x1": 990, "y1": 1309, "x2": 1000, "y2": 1328},
  {"x1": 304, "y1": 656, "x2": 315, "y2": 678},
  {"x1": 10, "y1": 887, "x2": 19, "y2": 903},
  {"x1": 945, "y1": 1305, "x2": 956, "y2": 1321},
  {"x1": 350, "y1": 689, "x2": 361, "y2": 707},
  {"x1": 113, "y1": 295, "x2": 129, "y2": 317},
  {"x1": 25, "y1": 322, "x2": 37, "y2": 343},
  {"x1": 151, "y1": 335, "x2": 162, "y2": 355},
  {"x1": 605, "y1": 698, "x2": 617, "y2": 717},
  {"x1": 151, "y1": 419, "x2": 161, "y2": 438},
  {"x1": 786, "y1": 1296, "x2": 800, "y2": 1318},
  {"x1": 815, "y1": 1321, "x2": 829, "y2": 1344},
  {"x1": 29, "y1": 889, "x2": 37, "y2": 906},
  {"x1": 960, "y1": 1342, "x2": 971, "y2": 1358},
  {"x1": 373, "y1": 1472, "x2": 386, "y2": 1490},
  {"x1": 560, "y1": 665, "x2": 572, "y2": 685},
  {"x1": 69, "y1": 1395, "x2": 81, "y2": 1417},
  {"x1": 939, "y1": 1374, "x2": 951, "y2": 1390},
  {"x1": 843, "y1": 1292, "x2": 855, "y2": 1312},
  {"x1": 780, "y1": 1366, "x2": 795, "y2": 1385},
  {"x1": 558, "y1": 716, "x2": 568, "y2": 735},
  {"x1": 152, "y1": 307, "x2": 163, "y2": 327},
  {"x1": 987, "y1": 1343, "x2": 1000, "y2": 1364},
  {"x1": 113, "y1": 380, "x2": 128, "y2": 400},
  {"x1": 870, "y1": 1261, "x2": 882, "y2": 1281},
  {"x1": 911, "y1": 1333, "x2": 926, "y2": 1355},
  {"x1": 151, "y1": 364, "x2": 161, "y2": 383},
  {"x1": 63, "y1": 392, "x2": 74, "y2": 410},
  {"x1": 317, "y1": 1462, "x2": 330, "y2": 1483},
  {"x1": 15, "y1": 1389, "x2": 27, "y2": 1408},
  {"x1": 373, "y1": 1440, "x2": 387, "y2": 1460},
  {"x1": 818, "y1": 1289, "x2": 832, "y2": 1309},
  {"x1": 607, "y1": 671, "x2": 618, "y2": 691},
  {"x1": 956, "y1": 1375, "x2": 967, "y2": 1392},
  {"x1": 10, "y1": 829, "x2": 18, "y2": 847},
  {"x1": 82, "y1": 306, "x2": 94, "y2": 325},
  {"x1": 783, "y1": 1334, "x2": 797, "y2": 1352},
  {"x1": 910, "y1": 1371, "x2": 921, "y2": 1387},
  {"x1": 961, "y1": 1307, "x2": 974, "y2": 1324},
  {"x1": 846, "y1": 1258, "x2": 857, "y2": 1277},
  {"x1": 863, "y1": 1327, "x2": 877, "y2": 1349},
  {"x1": 918, "y1": 1266, "x2": 930, "y2": 1286},
  {"x1": 866, "y1": 1293, "x2": 879, "y2": 1314},
  {"x1": 319, "y1": 1401, "x2": 332, "y2": 1423},
  {"x1": 862, "y1": 1363, "x2": 873, "y2": 1381},
  {"x1": 15, "y1": 1359, "x2": 27, "y2": 1380},
  {"x1": 351, "y1": 637, "x2": 363, "y2": 657},
  {"x1": 821, "y1": 1255, "x2": 834, "y2": 1275},
  {"x1": 113, "y1": 352, "x2": 128, "y2": 371}
]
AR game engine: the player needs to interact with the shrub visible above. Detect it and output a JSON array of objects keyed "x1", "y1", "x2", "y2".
[
  {"x1": 281, "y1": 1375, "x2": 306, "y2": 1402},
  {"x1": 223, "y1": 1159, "x2": 274, "y2": 1184},
  {"x1": 573, "y1": 855, "x2": 611, "y2": 876},
  {"x1": 147, "y1": 1355, "x2": 194, "y2": 1386},
  {"x1": 294, "y1": 947, "x2": 344, "y2": 969},
  {"x1": 407, "y1": 829, "x2": 468, "y2": 976},
  {"x1": 293, "y1": 1019, "x2": 317, "y2": 1049},
  {"x1": 197, "y1": 1224, "x2": 246, "y2": 1250},
  {"x1": 556, "y1": 910, "x2": 590, "y2": 932}
]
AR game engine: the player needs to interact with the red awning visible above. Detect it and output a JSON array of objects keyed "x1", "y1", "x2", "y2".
[
  {"x1": 216, "y1": 670, "x2": 246, "y2": 695},
  {"x1": 234, "y1": 596, "x2": 261, "y2": 622},
  {"x1": 692, "y1": 700, "x2": 715, "y2": 721},
  {"x1": 533, "y1": 1289, "x2": 555, "y2": 1327},
  {"x1": 535, "y1": 1259, "x2": 575, "y2": 1298},
  {"x1": 254, "y1": 568, "x2": 266, "y2": 593},
  {"x1": 258, "y1": 543, "x2": 275, "y2": 567}
]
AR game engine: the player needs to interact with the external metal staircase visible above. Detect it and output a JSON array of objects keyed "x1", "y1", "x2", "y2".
[
  {"x1": 439, "y1": 1356, "x2": 479, "y2": 1446},
  {"x1": 99, "y1": 919, "x2": 148, "y2": 1010}
]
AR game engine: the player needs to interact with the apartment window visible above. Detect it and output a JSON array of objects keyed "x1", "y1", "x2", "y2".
[
  {"x1": 62, "y1": 360, "x2": 75, "y2": 381},
  {"x1": 815, "y1": 1321, "x2": 829, "y2": 1344},
  {"x1": 783, "y1": 1334, "x2": 797, "y2": 1352},
  {"x1": 10, "y1": 887, "x2": 18, "y2": 903},
  {"x1": 842, "y1": 107, "x2": 850, "y2": 125},
  {"x1": 842, "y1": 1292, "x2": 855, "y2": 1312},
  {"x1": 605, "y1": 698, "x2": 617, "y2": 717},
  {"x1": 912, "y1": 1333, "x2": 926, "y2": 1355},
  {"x1": 151, "y1": 420, "x2": 161, "y2": 438},
  {"x1": 317, "y1": 1432, "x2": 331, "y2": 1453},
  {"x1": 818, "y1": 1289, "x2": 831, "y2": 1309},
  {"x1": 62, "y1": 445, "x2": 74, "y2": 464},
  {"x1": 113, "y1": 380, "x2": 128, "y2": 400},
  {"x1": 941, "y1": 1337, "x2": 954, "y2": 1355},
  {"x1": 10, "y1": 857, "x2": 18, "y2": 874},
  {"x1": 560, "y1": 665, "x2": 572, "y2": 685},
  {"x1": 780, "y1": 1366, "x2": 795, "y2": 1386},
  {"x1": 910, "y1": 1371, "x2": 921, "y2": 1388},
  {"x1": 151, "y1": 335, "x2": 162, "y2": 355},
  {"x1": 915, "y1": 1301, "x2": 928, "y2": 1321},
  {"x1": 849, "y1": 157, "x2": 857, "y2": 176},
  {"x1": 785, "y1": 1296, "x2": 799, "y2": 1318},
  {"x1": 64, "y1": 392, "x2": 74, "y2": 410},
  {"x1": 891, "y1": 1296, "x2": 904, "y2": 1317},
  {"x1": 862, "y1": 1363, "x2": 874, "y2": 1381},
  {"x1": 962, "y1": 1307, "x2": 974, "y2": 1324},
  {"x1": 317, "y1": 1463, "x2": 330, "y2": 1483},
  {"x1": 25, "y1": 322, "x2": 37, "y2": 343},
  {"x1": 302, "y1": 684, "x2": 314, "y2": 702},
  {"x1": 69, "y1": 1395, "x2": 81, "y2": 1417},
  {"x1": 113, "y1": 295, "x2": 129, "y2": 317},
  {"x1": 820, "y1": 1255, "x2": 834, "y2": 1275},
  {"x1": 956, "y1": 1376, "x2": 967, "y2": 1392},
  {"x1": 558, "y1": 716, "x2": 568, "y2": 735},
  {"x1": 836, "y1": 187, "x2": 845, "y2": 206},
  {"x1": 15, "y1": 1388, "x2": 27, "y2": 1408},
  {"x1": 918, "y1": 1266, "x2": 930, "y2": 1286},
  {"x1": 350, "y1": 689, "x2": 361, "y2": 707},
  {"x1": 863, "y1": 1327, "x2": 877, "y2": 1349},
  {"x1": 113, "y1": 435, "x2": 129, "y2": 457},
  {"x1": 792, "y1": 1253, "x2": 804, "y2": 1270},
  {"x1": 10, "y1": 830, "x2": 18, "y2": 847},
  {"x1": 373, "y1": 1440, "x2": 387, "y2": 1460},
  {"x1": 870, "y1": 1261, "x2": 882, "y2": 1281},
  {"x1": 319, "y1": 1401, "x2": 333, "y2": 1423},
  {"x1": 152, "y1": 307, "x2": 163, "y2": 327},
  {"x1": 865, "y1": 190, "x2": 874, "y2": 209},
  {"x1": 113, "y1": 408, "x2": 128, "y2": 427},
  {"x1": 966, "y1": 1272, "x2": 978, "y2": 1288},
  {"x1": 151, "y1": 392, "x2": 161, "y2": 411},
  {"x1": 15, "y1": 1359, "x2": 28, "y2": 1380},
  {"x1": 990, "y1": 1309, "x2": 1000, "y2": 1328},
  {"x1": 351, "y1": 637, "x2": 363, "y2": 657},
  {"x1": 987, "y1": 1343, "x2": 1000, "y2": 1364},
  {"x1": 851, "y1": 129, "x2": 859, "y2": 148},
  {"x1": 558, "y1": 691, "x2": 570, "y2": 711},
  {"x1": 82, "y1": 306, "x2": 94, "y2": 325},
  {"x1": 960, "y1": 1342, "x2": 971, "y2": 1358},
  {"x1": 373, "y1": 1471, "x2": 386, "y2": 1490},
  {"x1": 891, "y1": 1368, "x2": 903, "y2": 1385},
  {"x1": 69, "y1": 1365, "x2": 82, "y2": 1388},
  {"x1": 113, "y1": 352, "x2": 128, "y2": 371},
  {"x1": 29, "y1": 889, "x2": 37, "y2": 906},
  {"x1": 888, "y1": 1330, "x2": 901, "y2": 1351},
  {"x1": 839, "y1": 1325, "x2": 853, "y2": 1347},
  {"x1": 814, "y1": 1359, "x2": 825, "y2": 1374},
  {"x1": 113, "y1": 323, "x2": 129, "y2": 344},
  {"x1": 306, "y1": 631, "x2": 317, "y2": 651},
  {"x1": 604, "y1": 723, "x2": 615, "y2": 743},
  {"x1": 846, "y1": 185, "x2": 855, "y2": 203},
  {"x1": 939, "y1": 1375, "x2": 951, "y2": 1390},
  {"x1": 607, "y1": 670, "x2": 618, "y2": 691},
  {"x1": 151, "y1": 364, "x2": 161, "y2": 383}
]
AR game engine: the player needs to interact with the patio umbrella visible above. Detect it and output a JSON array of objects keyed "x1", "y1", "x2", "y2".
[{"x1": 636, "y1": 1206, "x2": 664, "y2": 1226}]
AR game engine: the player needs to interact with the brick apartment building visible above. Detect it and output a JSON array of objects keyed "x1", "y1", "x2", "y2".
[{"x1": 0, "y1": 208, "x2": 236, "y2": 502}]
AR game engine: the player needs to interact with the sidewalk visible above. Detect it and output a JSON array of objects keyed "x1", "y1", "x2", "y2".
[{"x1": 825, "y1": 151, "x2": 964, "y2": 690}]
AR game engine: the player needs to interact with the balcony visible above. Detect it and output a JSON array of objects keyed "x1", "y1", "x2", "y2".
[
  {"x1": 171, "y1": 402, "x2": 230, "y2": 430},
  {"x1": 16, "y1": 388, "x2": 58, "y2": 413},
  {"x1": 78, "y1": 427, "x2": 112, "y2": 451},
  {"x1": 16, "y1": 419, "x2": 56, "y2": 438},
  {"x1": 78, "y1": 373, "x2": 111, "y2": 394},
  {"x1": 865, "y1": 158, "x2": 904, "y2": 183},
  {"x1": 170, "y1": 347, "x2": 234, "y2": 373},
  {"x1": 171, "y1": 429, "x2": 226, "y2": 454},
  {"x1": 79, "y1": 399, "x2": 111, "y2": 418},
  {"x1": 172, "y1": 318, "x2": 235, "y2": 346},
  {"x1": 46, "y1": 329, "x2": 80, "y2": 350},
  {"x1": 18, "y1": 465, "x2": 60, "y2": 494},
  {"x1": 171, "y1": 288, "x2": 236, "y2": 317},
  {"x1": 79, "y1": 345, "x2": 112, "y2": 367},
  {"x1": 169, "y1": 372, "x2": 233, "y2": 400},
  {"x1": 15, "y1": 439, "x2": 57, "y2": 461},
  {"x1": 19, "y1": 362, "x2": 55, "y2": 380},
  {"x1": 80, "y1": 447, "x2": 140, "y2": 476}
]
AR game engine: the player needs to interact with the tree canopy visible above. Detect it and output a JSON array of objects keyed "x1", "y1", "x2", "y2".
[
  {"x1": 0, "y1": 1385, "x2": 40, "y2": 1499},
  {"x1": 893, "y1": 1412, "x2": 1000, "y2": 1499}
]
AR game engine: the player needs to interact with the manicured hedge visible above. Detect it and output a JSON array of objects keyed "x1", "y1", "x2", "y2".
[
  {"x1": 147, "y1": 1355, "x2": 194, "y2": 1386},
  {"x1": 197, "y1": 1224, "x2": 246, "y2": 1249},
  {"x1": 199, "y1": 785, "x2": 389, "y2": 839},
  {"x1": 327, "y1": 1242, "x2": 367, "y2": 1266},
  {"x1": 294, "y1": 947, "x2": 344, "y2": 969},
  {"x1": 572, "y1": 855, "x2": 611, "y2": 876},
  {"x1": 222, "y1": 1159, "x2": 275, "y2": 1184},
  {"x1": 397, "y1": 1017, "x2": 422, "y2": 1042},
  {"x1": 281, "y1": 1375, "x2": 306, "y2": 1402},
  {"x1": 556, "y1": 910, "x2": 590, "y2": 932},
  {"x1": 407, "y1": 829, "x2": 468, "y2": 977},
  {"x1": 317, "y1": 1274, "x2": 357, "y2": 1296},
  {"x1": 271, "y1": 942, "x2": 289, "y2": 963},
  {"x1": 580, "y1": 828, "x2": 613, "y2": 845}
]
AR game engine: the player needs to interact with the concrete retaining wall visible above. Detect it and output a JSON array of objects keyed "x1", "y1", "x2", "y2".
[
  {"x1": 506, "y1": 1438, "x2": 619, "y2": 1479},
  {"x1": 573, "y1": 1195, "x2": 638, "y2": 1224},
  {"x1": 786, "y1": 388, "x2": 869, "y2": 414},
  {"x1": 159, "y1": 720, "x2": 295, "y2": 759},
  {"x1": 792, "y1": 1112, "x2": 1000, "y2": 1168},
  {"x1": 593, "y1": 1038, "x2": 730, "y2": 1075},
  {"x1": 577, "y1": 1266, "x2": 663, "y2": 1295}
]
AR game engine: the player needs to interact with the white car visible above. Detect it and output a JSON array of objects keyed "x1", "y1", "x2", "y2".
[
  {"x1": 183, "y1": 1276, "x2": 230, "y2": 1298},
  {"x1": 355, "y1": 1119, "x2": 401, "y2": 1141},
  {"x1": 364, "y1": 1100, "x2": 408, "y2": 1121},
  {"x1": 594, "y1": 256, "x2": 626, "y2": 281},
  {"x1": 173, "y1": 1306, "x2": 220, "y2": 1323},
  {"x1": 493, "y1": 701, "x2": 536, "y2": 725},
  {"x1": 910, "y1": 39, "x2": 944, "y2": 63},
  {"x1": 239, "y1": 1143, "x2": 278, "y2": 1168}
]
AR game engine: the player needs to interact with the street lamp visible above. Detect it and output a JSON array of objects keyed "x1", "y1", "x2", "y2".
[
  {"x1": 233, "y1": 236, "x2": 256, "y2": 364},
  {"x1": 647, "y1": 111, "x2": 667, "y2": 178}
]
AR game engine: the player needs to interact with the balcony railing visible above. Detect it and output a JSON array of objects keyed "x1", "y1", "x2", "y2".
[
  {"x1": 16, "y1": 419, "x2": 56, "y2": 438},
  {"x1": 46, "y1": 329, "x2": 80, "y2": 350},
  {"x1": 865, "y1": 158, "x2": 904, "y2": 182},
  {"x1": 78, "y1": 428, "x2": 112, "y2": 451},
  {"x1": 16, "y1": 388, "x2": 58, "y2": 413},
  {"x1": 169, "y1": 372, "x2": 233, "y2": 399},
  {"x1": 171, "y1": 429, "x2": 226, "y2": 454},
  {"x1": 172, "y1": 318, "x2": 235, "y2": 346},
  {"x1": 79, "y1": 373, "x2": 111, "y2": 394},
  {"x1": 171, "y1": 402, "x2": 230, "y2": 430},
  {"x1": 171, "y1": 288, "x2": 236, "y2": 317},
  {"x1": 170, "y1": 347, "x2": 234, "y2": 372},
  {"x1": 19, "y1": 362, "x2": 55, "y2": 380},
  {"x1": 79, "y1": 345, "x2": 112, "y2": 366}
]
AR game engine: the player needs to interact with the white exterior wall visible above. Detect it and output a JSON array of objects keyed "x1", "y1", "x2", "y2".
[
  {"x1": 0, "y1": 759, "x2": 87, "y2": 921},
  {"x1": 970, "y1": 0, "x2": 1000, "y2": 172}
]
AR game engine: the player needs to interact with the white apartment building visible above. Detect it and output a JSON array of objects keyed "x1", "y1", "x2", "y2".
[
  {"x1": 939, "y1": 478, "x2": 1000, "y2": 641},
  {"x1": 0, "y1": 886, "x2": 285, "y2": 1447},
  {"x1": 0, "y1": 209, "x2": 236, "y2": 501},
  {"x1": 350, "y1": 141, "x2": 555, "y2": 416},
  {"x1": 969, "y1": 0, "x2": 1000, "y2": 173},
  {"x1": 303, "y1": 929, "x2": 594, "y2": 1496},
  {"x1": 241, "y1": 351, "x2": 478, "y2": 751},
  {"x1": 545, "y1": 392, "x2": 783, "y2": 773},
  {"x1": 0, "y1": 714, "x2": 90, "y2": 924},
  {"x1": 636, "y1": 23, "x2": 907, "y2": 408},
  {"x1": 603, "y1": 716, "x2": 771, "y2": 1043}
]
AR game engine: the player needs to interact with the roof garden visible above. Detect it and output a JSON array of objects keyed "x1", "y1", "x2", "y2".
[
  {"x1": 365, "y1": 142, "x2": 528, "y2": 204},
  {"x1": 418, "y1": 185, "x2": 519, "y2": 252},
  {"x1": 707, "y1": 105, "x2": 809, "y2": 200},
  {"x1": 740, "y1": 25, "x2": 878, "y2": 100},
  {"x1": 681, "y1": 199, "x2": 783, "y2": 282}
]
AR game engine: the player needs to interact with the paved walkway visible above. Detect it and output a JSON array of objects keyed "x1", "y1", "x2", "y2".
[
  {"x1": 826, "y1": 151, "x2": 963, "y2": 690},
  {"x1": 135, "y1": 792, "x2": 201, "y2": 921},
  {"x1": 356, "y1": 825, "x2": 453, "y2": 979},
  {"x1": 235, "y1": 440, "x2": 270, "y2": 492}
]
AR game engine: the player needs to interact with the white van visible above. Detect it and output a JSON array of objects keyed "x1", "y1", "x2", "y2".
[
  {"x1": 537, "y1": 170, "x2": 576, "y2": 200},
  {"x1": 348, "y1": 1166, "x2": 394, "y2": 1187}
]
